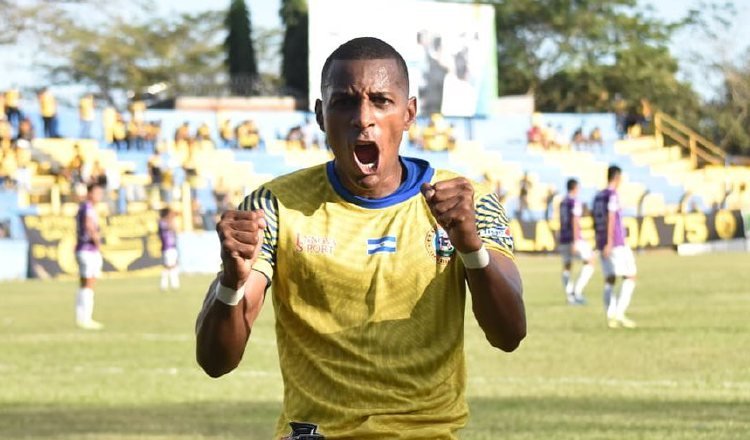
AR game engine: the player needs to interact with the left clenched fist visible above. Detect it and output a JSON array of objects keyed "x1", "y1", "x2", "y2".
[{"x1": 421, "y1": 178, "x2": 483, "y2": 253}]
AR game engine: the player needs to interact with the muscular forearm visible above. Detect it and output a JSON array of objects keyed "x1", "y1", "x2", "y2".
[
  {"x1": 195, "y1": 277, "x2": 251, "y2": 378},
  {"x1": 466, "y1": 253, "x2": 526, "y2": 352}
]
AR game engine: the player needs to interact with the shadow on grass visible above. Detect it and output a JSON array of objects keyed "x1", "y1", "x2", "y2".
[{"x1": 1, "y1": 396, "x2": 747, "y2": 439}]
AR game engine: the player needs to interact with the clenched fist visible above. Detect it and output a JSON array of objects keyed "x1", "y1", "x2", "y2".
[
  {"x1": 421, "y1": 178, "x2": 482, "y2": 253},
  {"x1": 216, "y1": 210, "x2": 266, "y2": 289}
]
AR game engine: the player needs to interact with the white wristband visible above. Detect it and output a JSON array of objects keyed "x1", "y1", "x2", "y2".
[
  {"x1": 459, "y1": 244, "x2": 490, "y2": 269},
  {"x1": 214, "y1": 281, "x2": 246, "y2": 306}
]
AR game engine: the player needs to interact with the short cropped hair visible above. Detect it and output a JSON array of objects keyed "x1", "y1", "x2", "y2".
[
  {"x1": 320, "y1": 37, "x2": 409, "y2": 95},
  {"x1": 86, "y1": 182, "x2": 104, "y2": 193},
  {"x1": 566, "y1": 178, "x2": 578, "y2": 192},
  {"x1": 607, "y1": 165, "x2": 622, "y2": 182}
]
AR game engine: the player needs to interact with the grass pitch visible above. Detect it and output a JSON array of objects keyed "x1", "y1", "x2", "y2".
[{"x1": 1, "y1": 252, "x2": 749, "y2": 439}]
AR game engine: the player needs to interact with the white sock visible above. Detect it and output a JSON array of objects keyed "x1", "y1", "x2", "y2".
[
  {"x1": 76, "y1": 288, "x2": 94, "y2": 323},
  {"x1": 562, "y1": 270, "x2": 573, "y2": 297},
  {"x1": 604, "y1": 283, "x2": 617, "y2": 318},
  {"x1": 616, "y1": 278, "x2": 636, "y2": 319},
  {"x1": 160, "y1": 270, "x2": 169, "y2": 290},
  {"x1": 169, "y1": 268, "x2": 180, "y2": 289},
  {"x1": 574, "y1": 264, "x2": 595, "y2": 297}
]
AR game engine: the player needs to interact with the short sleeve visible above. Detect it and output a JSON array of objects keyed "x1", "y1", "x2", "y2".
[
  {"x1": 475, "y1": 192, "x2": 514, "y2": 259},
  {"x1": 239, "y1": 186, "x2": 278, "y2": 283},
  {"x1": 607, "y1": 193, "x2": 619, "y2": 212},
  {"x1": 572, "y1": 201, "x2": 583, "y2": 217}
]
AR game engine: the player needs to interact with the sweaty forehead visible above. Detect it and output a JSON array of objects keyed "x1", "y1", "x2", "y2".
[{"x1": 323, "y1": 58, "x2": 407, "y2": 97}]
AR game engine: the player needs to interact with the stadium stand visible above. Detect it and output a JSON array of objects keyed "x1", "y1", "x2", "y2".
[{"x1": 1, "y1": 103, "x2": 748, "y2": 243}]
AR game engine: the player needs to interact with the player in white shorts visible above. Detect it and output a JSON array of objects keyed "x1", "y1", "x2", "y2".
[
  {"x1": 558, "y1": 178, "x2": 594, "y2": 305},
  {"x1": 158, "y1": 207, "x2": 180, "y2": 291},
  {"x1": 75, "y1": 182, "x2": 105, "y2": 330},
  {"x1": 593, "y1": 166, "x2": 637, "y2": 328}
]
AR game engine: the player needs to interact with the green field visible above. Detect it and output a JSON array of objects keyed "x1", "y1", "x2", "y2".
[{"x1": 1, "y1": 253, "x2": 749, "y2": 439}]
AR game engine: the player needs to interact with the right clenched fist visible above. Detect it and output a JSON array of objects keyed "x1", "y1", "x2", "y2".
[{"x1": 216, "y1": 209, "x2": 266, "y2": 289}]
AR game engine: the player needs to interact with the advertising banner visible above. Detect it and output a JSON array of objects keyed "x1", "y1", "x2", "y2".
[
  {"x1": 22, "y1": 212, "x2": 162, "y2": 278},
  {"x1": 309, "y1": 0, "x2": 497, "y2": 117},
  {"x1": 512, "y1": 210, "x2": 746, "y2": 253}
]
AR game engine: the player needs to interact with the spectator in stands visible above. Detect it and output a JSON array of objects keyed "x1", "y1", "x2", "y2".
[
  {"x1": 127, "y1": 118, "x2": 145, "y2": 151},
  {"x1": 237, "y1": 120, "x2": 260, "y2": 149},
  {"x1": 624, "y1": 105, "x2": 644, "y2": 138},
  {"x1": 285, "y1": 125, "x2": 304, "y2": 149},
  {"x1": 640, "y1": 98, "x2": 652, "y2": 134},
  {"x1": 15, "y1": 117, "x2": 34, "y2": 145},
  {"x1": 571, "y1": 127, "x2": 586, "y2": 150},
  {"x1": 147, "y1": 148, "x2": 164, "y2": 200},
  {"x1": 130, "y1": 99, "x2": 146, "y2": 124},
  {"x1": 218, "y1": 118, "x2": 236, "y2": 149},
  {"x1": 79, "y1": 94, "x2": 95, "y2": 139},
  {"x1": 481, "y1": 172, "x2": 507, "y2": 204},
  {"x1": 103, "y1": 106, "x2": 116, "y2": 147},
  {"x1": 517, "y1": 171, "x2": 533, "y2": 221},
  {"x1": 89, "y1": 160, "x2": 107, "y2": 188},
  {"x1": 65, "y1": 144, "x2": 87, "y2": 197},
  {"x1": 0, "y1": 93, "x2": 5, "y2": 121},
  {"x1": 589, "y1": 127, "x2": 603, "y2": 151},
  {"x1": 0, "y1": 148, "x2": 14, "y2": 188},
  {"x1": 613, "y1": 93, "x2": 627, "y2": 139},
  {"x1": 174, "y1": 121, "x2": 191, "y2": 152},
  {"x1": 301, "y1": 116, "x2": 318, "y2": 149},
  {"x1": 38, "y1": 87, "x2": 58, "y2": 138},
  {"x1": 144, "y1": 122, "x2": 161, "y2": 152},
  {"x1": 4, "y1": 88, "x2": 22, "y2": 133},
  {"x1": 112, "y1": 113, "x2": 128, "y2": 150},
  {"x1": 422, "y1": 113, "x2": 456, "y2": 151},
  {"x1": 0, "y1": 119, "x2": 11, "y2": 151},
  {"x1": 196, "y1": 122, "x2": 214, "y2": 149}
]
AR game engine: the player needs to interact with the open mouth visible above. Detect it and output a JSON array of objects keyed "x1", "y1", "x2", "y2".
[{"x1": 354, "y1": 142, "x2": 379, "y2": 174}]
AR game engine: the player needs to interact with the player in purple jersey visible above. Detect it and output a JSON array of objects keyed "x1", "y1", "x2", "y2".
[
  {"x1": 592, "y1": 166, "x2": 637, "y2": 328},
  {"x1": 75, "y1": 182, "x2": 104, "y2": 330},
  {"x1": 558, "y1": 179, "x2": 594, "y2": 305},
  {"x1": 158, "y1": 207, "x2": 180, "y2": 291}
]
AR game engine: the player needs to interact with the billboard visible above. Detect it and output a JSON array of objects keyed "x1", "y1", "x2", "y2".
[
  {"x1": 308, "y1": 0, "x2": 497, "y2": 117},
  {"x1": 22, "y1": 213, "x2": 162, "y2": 278},
  {"x1": 510, "y1": 210, "x2": 746, "y2": 253}
]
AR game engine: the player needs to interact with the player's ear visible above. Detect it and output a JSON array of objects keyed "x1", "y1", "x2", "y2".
[
  {"x1": 404, "y1": 96, "x2": 417, "y2": 130},
  {"x1": 315, "y1": 99, "x2": 325, "y2": 132}
]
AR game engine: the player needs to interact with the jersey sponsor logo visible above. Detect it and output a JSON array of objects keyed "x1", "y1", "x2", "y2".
[
  {"x1": 425, "y1": 227, "x2": 455, "y2": 265},
  {"x1": 479, "y1": 225, "x2": 514, "y2": 251},
  {"x1": 295, "y1": 233, "x2": 336, "y2": 255},
  {"x1": 366, "y1": 236, "x2": 397, "y2": 255}
]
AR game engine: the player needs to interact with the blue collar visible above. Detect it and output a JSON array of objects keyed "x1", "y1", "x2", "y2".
[{"x1": 326, "y1": 157, "x2": 434, "y2": 209}]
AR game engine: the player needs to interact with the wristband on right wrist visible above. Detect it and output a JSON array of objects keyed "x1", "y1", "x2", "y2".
[{"x1": 214, "y1": 280, "x2": 246, "y2": 306}]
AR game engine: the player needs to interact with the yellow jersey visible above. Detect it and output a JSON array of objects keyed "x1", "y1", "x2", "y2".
[
  {"x1": 241, "y1": 157, "x2": 514, "y2": 439},
  {"x1": 39, "y1": 91, "x2": 56, "y2": 117}
]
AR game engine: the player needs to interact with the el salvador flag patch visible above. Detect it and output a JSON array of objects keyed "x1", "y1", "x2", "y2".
[{"x1": 367, "y1": 236, "x2": 397, "y2": 255}]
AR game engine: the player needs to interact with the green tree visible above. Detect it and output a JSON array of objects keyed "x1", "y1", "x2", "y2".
[
  {"x1": 280, "y1": 0, "x2": 309, "y2": 99},
  {"x1": 492, "y1": 0, "x2": 702, "y2": 123},
  {"x1": 702, "y1": 55, "x2": 750, "y2": 155},
  {"x1": 46, "y1": 10, "x2": 225, "y2": 106},
  {"x1": 225, "y1": 0, "x2": 258, "y2": 96}
]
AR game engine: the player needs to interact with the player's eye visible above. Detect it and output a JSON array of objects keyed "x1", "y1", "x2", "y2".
[{"x1": 371, "y1": 95, "x2": 390, "y2": 106}]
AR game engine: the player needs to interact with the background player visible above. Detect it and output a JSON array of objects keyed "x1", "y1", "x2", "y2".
[
  {"x1": 75, "y1": 182, "x2": 104, "y2": 330},
  {"x1": 195, "y1": 37, "x2": 526, "y2": 438},
  {"x1": 593, "y1": 165, "x2": 637, "y2": 328},
  {"x1": 558, "y1": 178, "x2": 594, "y2": 305},
  {"x1": 158, "y1": 207, "x2": 180, "y2": 291}
]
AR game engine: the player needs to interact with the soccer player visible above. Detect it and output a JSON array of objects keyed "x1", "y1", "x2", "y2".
[
  {"x1": 558, "y1": 178, "x2": 594, "y2": 305},
  {"x1": 195, "y1": 37, "x2": 526, "y2": 439},
  {"x1": 75, "y1": 182, "x2": 104, "y2": 330},
  {"x1": 158, "y1": 207, "x2": 180, "y2": 291},
  {"x1": 593, "y1": 165, "x2": 637, "y2": 328}
]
